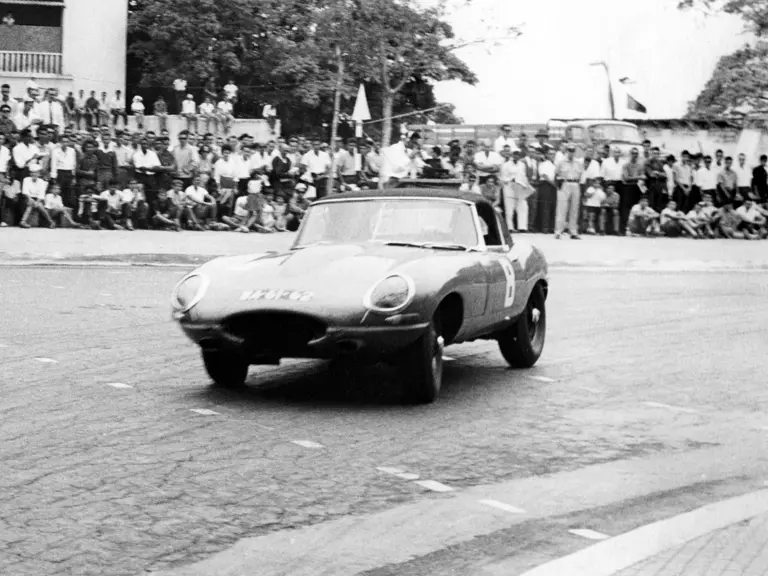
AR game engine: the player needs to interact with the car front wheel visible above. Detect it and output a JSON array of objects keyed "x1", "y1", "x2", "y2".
[
  {"x1": 498, "y1": 284, "x2": 546, "y2": 368},
  {"x1": 202, "y1": 350, "x2": 249, "y2": 389},
  {"x1": 401, "y1": 321, "x2": 444, "y2": 404}
]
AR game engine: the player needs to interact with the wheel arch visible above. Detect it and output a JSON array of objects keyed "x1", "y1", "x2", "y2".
[
  {"x1": 433, "y1": 292, "x2": 464, "y2": 345},
  {"x1": 535, "y1": 278, "x2": 549, "y2": 300}
]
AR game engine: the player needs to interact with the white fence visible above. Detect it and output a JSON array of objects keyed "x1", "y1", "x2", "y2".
[{"x1": 0, "y1": 51, "x2": 63, "y2": 75}]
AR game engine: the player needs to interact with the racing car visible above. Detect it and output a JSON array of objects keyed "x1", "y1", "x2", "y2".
[{"x1": 171, "y1": 189, "x2": 549, "y2": 403}]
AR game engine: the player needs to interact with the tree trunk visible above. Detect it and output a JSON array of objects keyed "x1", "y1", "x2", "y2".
[
  {"x1": 381, "y1": 91, "x2": 394, "y2": 149},
  {"x1": 327, "y1": 45, "x2": 344, "y2": 198}
]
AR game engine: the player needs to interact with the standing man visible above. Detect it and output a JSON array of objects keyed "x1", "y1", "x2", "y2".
[
  {"x1": 37, "y1": 89, "x2": 65, "y2": 135},
  {"x1": 50, "y1": 133, "x2": 77, "y2": 209},
  {"x1": 554, "y1": 143, "x2": 584, "y2": 239},
  {"x1": 223, "y1": 79, "x2": 239, "y2": 114},
  {"x1": 694, "y1": 155, "x2": 716, "y2": 208},
  {"x1": 300, "y1": 139, "x2": 331, "y2": 198},
  {"x1": 734, "y1": 152, "x2": 752, "y2": 201},
  {"x1": 673, "y1": 150, "x2": 694, "y2": 212},
  {"x1": 716, "y1": 156, "x2": 738, "y2": 206},
  {"x1": 0, "y1": 104, "x2": 15, "y2": 137},
  {"x1": 153, "y1": 95, "x2": 169, "y2": 132},
  {"x1": 172, "y1": 130, "x2": 198, "y2": 189},
  {"x1": 500, "y1": 149, "x2": 533, "y2": 232},
  {"x1": 643, "y1": 146, "x2": 667, "y2": 212},
  {"x1": 752, "y1": 154, "x2": 768, "y2": 203},
  {"x1": 173, "y1": 78, "x2": 188, "y2": 114},
  {"x1": 533, "y1": 147, "x2": 557, "y2": 234},
  {"x1": 494, "y1": 125, "x2": 519, "y2": 154},
  {"x1": 473, "y1": 138, "x2": 503, "y2": 184},
  {"x1": 1, "y1": 83, "x2": 19, "y2": 117},
  {"x1": 620, "y1": 147, "x2": 646, "y2": 233}
]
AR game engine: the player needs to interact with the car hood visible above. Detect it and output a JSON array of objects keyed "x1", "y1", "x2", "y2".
[{"x1": 189, "y1": 243, "x2": 473, "y2": 322}]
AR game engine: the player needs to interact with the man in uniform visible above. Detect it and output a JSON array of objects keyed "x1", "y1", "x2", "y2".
[{"x1": 554, "y1": 143, "x2": 584, "y2": 239}]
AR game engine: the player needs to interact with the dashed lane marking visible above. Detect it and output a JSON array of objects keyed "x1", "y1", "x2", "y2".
[
  {"x1": 530, "y1": 376, "x2": 556, "y2": 383},
  {"x1": 106, "y1": 382, "x2": 133, "y2": 389},
  {"x1": 414, "y1": 480, "x2": 455, "y2": 493},
  {"x1": 291, "y1": 440, "x2": 324, "y2": 449},
  {"x1": 99, "y1": 292, "x2": 113, "y2": 297},
  {"x1": 34, "y1": 357, "x2": 58, "y2": 363},
  {"x1": 189, "y1": 408, "x2": 220, "y2": 416},
  {"x1": 569, "y1": 528, "x2": 610, "y2": 540},
  {"x1": 0, "y1": 344, "x2": 8, "y2": 348},
  {"x1": 576, "y1": 386, "x2": 601, "y2": 393},
  {"x1": 643, "y1": 401, "x2": 698, "y2": 414},
  {"x1": 376, "y1": 467, "x2": 420, "y2": 480},
  {"x1": 51, "y1": 285, "x2": 65, "y2": 289},
  {"x1": 442, "y1": 355, "x2": 456, "y2": 361},
  {"x1": 478, "y1": 499, "x2": 526, "y2": 514}
]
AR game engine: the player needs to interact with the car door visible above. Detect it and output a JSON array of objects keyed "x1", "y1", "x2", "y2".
[{"x1": 480, "y1": 212, "x2": 526, "y2": 324}]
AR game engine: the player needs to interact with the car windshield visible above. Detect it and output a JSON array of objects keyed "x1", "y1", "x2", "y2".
[
  {"x1": 586, "y1": 124, "x2": 642, "y2": 144},
  {"x1": 294, "y1": 198, "x2": 480, "y2": 248}
]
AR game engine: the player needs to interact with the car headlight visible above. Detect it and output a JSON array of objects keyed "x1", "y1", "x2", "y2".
[
  {"x1": 171, "y1": 273, "x2": 209, "y2": 314},
  {"x1": 363, "y1": 274, "x2": 415, "y2": 314}
]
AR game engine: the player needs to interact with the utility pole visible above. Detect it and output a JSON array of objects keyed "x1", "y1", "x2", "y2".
[
  {"x1": 327, "y1": 44, "x2": 344, "y2": 198},
  {"x1": 590, "y1": 61, "x2": 615, "y2": 120}
]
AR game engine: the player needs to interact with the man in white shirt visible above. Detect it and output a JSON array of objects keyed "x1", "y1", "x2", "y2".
[
  {"x1": 173, "y1": 78, "x2": 188, "y2": 113},
  {"x1": 499, "y1": 148, "x2": 533, "y2": 232},
  {"x1": 198, "y1": 97, "x2": 217, "y2": 134},
  {"x1": 14, "y1": 99, "x2": 42, "y2": 135},
  {"x1": 473, "y1": 138, "x2": 503, "y2": 184},
  {"x1": 51, "y1": 133, "x2": 77, "y2": 208},
  {"x1": 184, "y1": 175, "x2": 217, "y2": 229},
  {"x1": 36, "y1": 89, "x2": 65, "y2": 134},
  {"x1": 262, "y1": 103, "x2": 276, "y2": 133},
  {"x1": 223, "y1": 80, "x2": 239, "y2": 105},
  {"x1": 216, "y1": 99, "x2": 234, "y2": 134},
  {"x1": 531, "y1": 147, "x2": 557, "y2": 233},
  {"x1": 735, "y1": 195, "x2": 767, "y2": 239},
  {"x1": 600, "y1": 146, "x2": 624, "y2": 192},
  {"x1": 300, "y1": 139, "x2": 332, "y2": 197},
  {"x1": 110, "y1": 90, "x2": 127, "y2": 128},
  {"x1": 13, "y1": 129, "x2": 42, "y2": 181},
  {"x1": 98, "y1": 182, "x2": 127, "y2": 230},
  {"x1": 734, "y1": 153, "x2": 752, "y2": 200},
  {"x1": 494, "y1": 125, "x2": 519, "y2": 154},
  {"x1": 19, "y1": 164, "x2": 53, "y2": 228},
  {"x1": 1, "y1": 83, "x2": 20, "y2": 117},
  {"x1": 181, "y1": 94, "x2": 198, "y2": 132},
  {"x1": 132, "y1": 138, "x2": 161, "y2": 204},
  {"x1": 695, "y1": 155, "x2": 717, "y2": 201}
]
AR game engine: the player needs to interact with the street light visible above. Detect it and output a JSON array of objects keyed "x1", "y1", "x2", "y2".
[{"x1": 590, "y1": 61, "x2": 615, "y2": 120}]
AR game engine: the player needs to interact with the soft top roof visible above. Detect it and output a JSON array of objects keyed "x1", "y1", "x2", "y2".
[{"x1": 312, "y1": 187, "x2": 494, "y2": 209}]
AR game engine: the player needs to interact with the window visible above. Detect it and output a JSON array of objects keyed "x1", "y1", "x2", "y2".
[{"x1": 565, "y1": 127, "x2": 585, "y2": 141}]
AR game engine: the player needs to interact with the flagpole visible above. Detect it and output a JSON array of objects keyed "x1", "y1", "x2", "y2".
[{"x1": 590, "y1": 61, "x2": 615, "y2": 120}]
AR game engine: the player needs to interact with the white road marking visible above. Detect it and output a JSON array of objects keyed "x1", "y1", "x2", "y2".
[
  {"x1": 576, "y1": 386, "x2": 601, "y2": 394},
  {"x1": 442, "y1": 355, "x2": 456, "y2": 361},
  {"x1": 51, "y1": 285, "x2": 65, "y2": 289},
  {"x1": 0, "y1": 343, "x2": 8, "y2": 348},
  {"x1": 376, "y1": 467, "x2": 420, "y2": 480},
  {"x1": 253, "y1": 422, "x2": 276, "y2": 431},
  {"x1": 292, "y1": 440, "x2": 324, "y2": 449},
  {"x1": 34, "y1": 357, "x2": 58, "y2": 363},
  {"x1": 99, "y1": 292, "x2": 113, "y2": 297},
  {"x1": 414, "y1": 480, "x2": 455, "y2": 492},
  {"x1": 106, "y1": 382, "x2": 133, "y2": 389},
  {"x1": 521, "y1": 489, "x2": 768, "y2": 576},
  {"x1": 643, "y1": 401, "x2": 698, "y2": 414},
  {"x1": 478, "y1": 499, "x2": 526, "y2": 514},
  {"x1": 189, "y1": 408, "x2": 220, "y2": 416},
  {"x1": 569, "y1": 528, "x2": 609, "y2": 540},
  {"x1": 531, "y1": 376, "x2": 556, "y2": 383}
]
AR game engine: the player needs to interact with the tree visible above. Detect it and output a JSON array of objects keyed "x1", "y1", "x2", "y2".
[
  {"x1": 314, "y1": 0, "x2": 479, "y2": 146},
  {"x1": 685, "y1": 44, "x2": 768, "y2": 117},
  {"x1": 678, "y1": 0, "x2": 768, "y2": 36}
]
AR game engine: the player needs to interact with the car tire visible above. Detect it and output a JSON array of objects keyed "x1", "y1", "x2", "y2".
[
  {"x1": 498, "y1": 284, "x2": 546, "y2": 368},
  {"x1": 202, "y1": 350, "x2": 249, "y2": 389},
  {"x1": 402, "y1": 320, "x2": 444, "y2": 404}
]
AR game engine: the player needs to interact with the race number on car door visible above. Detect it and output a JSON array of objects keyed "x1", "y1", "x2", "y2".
[{"x1": 499, "y1": 259, "x2": 515, "y2": 307}]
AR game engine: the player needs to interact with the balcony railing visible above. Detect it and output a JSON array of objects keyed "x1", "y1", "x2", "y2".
[{"x1": 0, "y1": 51, "x2": 63, "y2": 75}]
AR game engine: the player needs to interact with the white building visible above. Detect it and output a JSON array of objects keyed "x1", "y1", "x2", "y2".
[{"x1": 0, "y1": 0, "x2": 127, "y2": 98}]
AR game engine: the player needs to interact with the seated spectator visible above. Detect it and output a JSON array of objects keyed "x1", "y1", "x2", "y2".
[
  {"x1": 110, "y1": 90, "x2": 127, "y2": 128},
  {"x1": 120, "y1": 179, "x2": 149, "y2": 230},
  {"x1": 98, "y1": 181, "x2": 127, "y2": 230},
  {"x1": 153, "y1": 96, "x2": 168, "y2": 132},
  {"x1": 244, "y1": 175, "x2": 269, "y2": 232},
  {"x1": 19, "y1": 164, "x2": 54, "y2": 228},
  {"x1": 198, "y1": 97, "x2": 217, "y2": 134},
  {"x1": 152, "y1": 188, "x2": 181, "y2": 231},
  {"x1": 459, "y1": 171, "x2": 481, "y2": 194},
  {"x1": 273, "y1": 193, "x2": 288, "y2": 232},
  {"x1": 626, "y1": 196, "x2": 660, "y2": 237},
  {"x1": 184, "y1": 175, "x2": 217, "y2": 230},
  {"x1": 583, "y1": 179, "x2": 606, "y2": 235},
  {"x1": 221, "y1": 194, "x2": 250, "y2": 233},
  {"x1": 661, "y1": 199, "x2": 697, "y2": 238},
  {"x1": 286, "y1": 183, "x2": 309, "y2": 231},
  {"x1": 181, "y1": 94, "x2": 197, "y2": 132},
  {"x1": 76, "y1": 185, "x2": 101, "y2": 229},
  {"x1": 735, "y1": 194, "x2": 767, "y2": 239},
  {"x1": 479, "y1": 174, "x2": 501, "y2": 209},
  {"x1": 257, "y1": 191, "x2": 277, "y2": 233},
  {"x1": 217, "y1": 98, "x2": 234, "y2": 135},
  {"x1": 44, "y1": 183, "x2": 79, "y2": 228},
  {"x1": 685, "y1": 202, "x2": 714, "y2": 238},
  {"x1": 425, "y1": 146, "x2": 443, "y2": 170},
  {"x1": 600, "y1": 183, "x2": 620, "y2": 235},
  {"x1": 716, "y1": 202, "x2": 745, "y2": 238}
]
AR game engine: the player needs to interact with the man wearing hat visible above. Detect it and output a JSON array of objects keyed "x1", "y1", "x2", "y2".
[
  {"x1": 553, "y1": 143, "x2": 584, "y2": 239},
  {"x1": 494, "y1": 125, "x2": 519, "y2": 154},
  {"x1": 19, "y1": 163, "x2": 54, "y2": 228},
  {"x1": 534, "y1": 129, "x2": 549, "y2": 149}
]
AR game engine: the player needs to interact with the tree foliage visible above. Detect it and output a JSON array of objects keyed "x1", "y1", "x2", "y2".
[
  {"x1": 679, "y1": 0, "x2": 768, "y2": 36},
  {"x1": 685, "y1": 43, "x2": 768, "y2": 117},
  {"x1": 127, "y1": 0, "x2": 487, "y2": 141}
]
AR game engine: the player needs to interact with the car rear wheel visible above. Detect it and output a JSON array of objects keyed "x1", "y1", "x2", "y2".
[
  {"x1": 401, "y1": 320, "x2": 444, "y2": 404},
  {"x1": 497, "y1": 284, "x2": 546, "y2": 368},
  {"x1": 202, "y1": 350, "x2": 249, "y2": 389}
]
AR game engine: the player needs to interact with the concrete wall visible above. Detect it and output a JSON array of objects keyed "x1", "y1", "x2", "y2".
[{"x1": 61, "y1": 0, "x2": 127, "y2": 94}]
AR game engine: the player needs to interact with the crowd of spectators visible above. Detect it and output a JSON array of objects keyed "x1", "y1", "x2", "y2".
[{"x1": 382, "y1": 125, "x2": 768, "y2": 240}]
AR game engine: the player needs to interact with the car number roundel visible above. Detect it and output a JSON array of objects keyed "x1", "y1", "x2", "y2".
[{"x1": 499, "y1": 259, "x2": 515, "y2": 307}]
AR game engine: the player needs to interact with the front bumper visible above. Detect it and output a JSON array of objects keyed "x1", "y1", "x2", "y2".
[{"x1": 179, "y1": 320, "x2": 430, "y2": 361}]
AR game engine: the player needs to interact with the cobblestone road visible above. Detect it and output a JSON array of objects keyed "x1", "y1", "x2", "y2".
[{"x1": 1, "y1": 266, "x2": 767, "y2": 575}]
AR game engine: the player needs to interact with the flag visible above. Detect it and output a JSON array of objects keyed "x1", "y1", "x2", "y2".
[{"x1": 627, "y1": 94, "x2": 647, "y2": 114}]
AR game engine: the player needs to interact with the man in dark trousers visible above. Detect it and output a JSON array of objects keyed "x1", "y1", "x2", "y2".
[{"x1": 752, "y1": 154, "x2": 768, "y2": 203}]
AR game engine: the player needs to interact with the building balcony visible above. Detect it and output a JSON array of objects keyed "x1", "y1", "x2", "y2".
[{"x1": 0, "y1": 50, "x2": 63, "y2": 75}]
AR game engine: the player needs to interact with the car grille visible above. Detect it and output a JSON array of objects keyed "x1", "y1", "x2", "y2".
[{"x1": 222, "y1": 312, "x2": 327, "y2": 351}]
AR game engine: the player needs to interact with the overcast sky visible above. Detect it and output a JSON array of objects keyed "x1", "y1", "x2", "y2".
[{"x1": 432, "y1": 0, "x2": 750, "y2": 122}]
